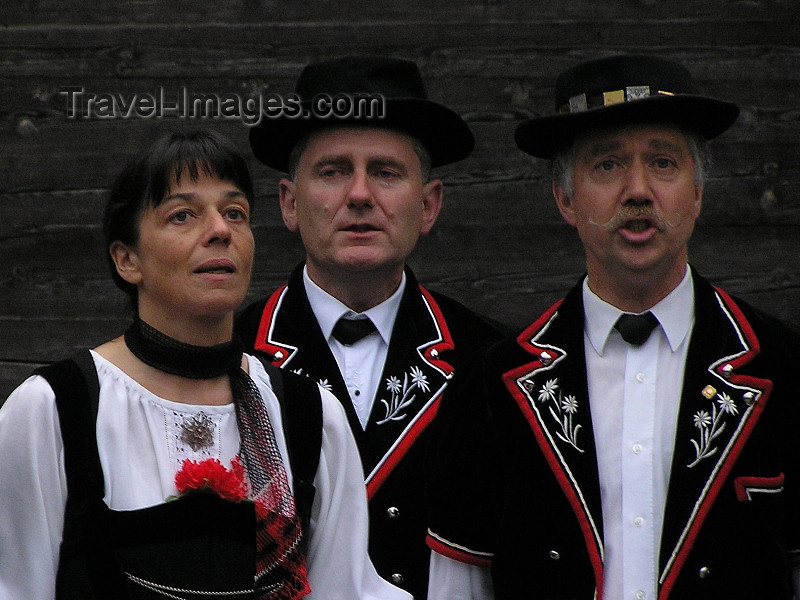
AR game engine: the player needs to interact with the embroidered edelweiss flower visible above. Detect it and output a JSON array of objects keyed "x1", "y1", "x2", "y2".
[
  {"x1": 538, "y1": 379, "x2": 559, "y2": 403},
  {"x1": 386, "y1": 376, "x2": 402, "y2": 394},
  {"x1": 693, "y1": 410, "x2": 712, "y2": 429},
  {"x1": 318, "y1": 379, "x2": 333, "y2": 392},
  {"x1": 716, "y1": 392, "x2": 738, "y2": 415},
  {"x1": 561, "y1": 395, "x2": 579, "y2": 414},
  {"x1": 174, "y1": 457, "x2": 248, "y2": 503},
  {"x1": 410, "y1": 366, "x2": 430, "y2": 392}
]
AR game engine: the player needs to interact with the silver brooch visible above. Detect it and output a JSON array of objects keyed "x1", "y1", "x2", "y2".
[{"x1": 180, "y1": 411, "x2": 215, "y2": 451}]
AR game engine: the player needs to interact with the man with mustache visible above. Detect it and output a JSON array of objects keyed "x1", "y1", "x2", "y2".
[
  {"x1": 235, "y1": 56, "x2": 506, "y2": 599},
  {"x1": 426, "y1": 54, "x2": 800, "y2": 599}
]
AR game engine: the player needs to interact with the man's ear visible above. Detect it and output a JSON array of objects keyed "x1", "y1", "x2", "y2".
[
  {"x1": 419, "y1": 179, "x2": 444, "y2": 235},
  {"x1": 692, "y1": 184, "x2": 703, "y2": 219},
  {"x1": 278, "y1": 179, "x2": 300, "y2": 232},
  {"x1": 109, "y1": 241, "x2": 143, "y2": 286},
  {"x1": 553, "y1": 180, "x2": 578, "y2": 227}
]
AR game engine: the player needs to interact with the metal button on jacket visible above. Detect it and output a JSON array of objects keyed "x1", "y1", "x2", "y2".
[
  {"x1": 386, "y1": 506, "x2": 400, "y2": 519},
  {"x1": 391, "y1": 573, "x2": 404, "y2": 584}
]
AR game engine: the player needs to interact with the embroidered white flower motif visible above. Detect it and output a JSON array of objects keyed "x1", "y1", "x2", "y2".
[
  {"x1": 538, "y1": 379, "x2": 559, "y2": 404},
  {"x1": 386, "y1": 376, "x2": 402, "y2": 394},
  {"x1": 376, "y1": 367, "x2": 429, "y2": 425},
  {"x1": 534, "y1": 378, "x2": 583, "y2": 453},
  {"x1": 561, "y1": 395, "x2": 579, "y2": 414},
  {"x1": 410, "y1": 366, "x2": 430, "y2": 393},
  {"x1": 693, "y1": 410, "x2": 712, "y2": 429},
  {"x1": 318, "y1": 379, "x2": 333, "y2": 392},
  {"x1": 717, "y1": 392, "x2": 738, "y2": 415},
  {"x1": 688, "y1": 392, "x2": 740, "y2": 468}
]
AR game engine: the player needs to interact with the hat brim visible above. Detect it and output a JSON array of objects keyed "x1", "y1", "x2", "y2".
[
  {"x1": 514, "y1": 95, "x2": 739, "y2": 159},
  {"x1": 249, "y1": 98, "x2": 474, "y2": 173}
]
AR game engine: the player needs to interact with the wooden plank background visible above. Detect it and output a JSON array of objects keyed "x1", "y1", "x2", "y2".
[{"x1": 2, "y1": 1, "x2": 799, "y2": 403}]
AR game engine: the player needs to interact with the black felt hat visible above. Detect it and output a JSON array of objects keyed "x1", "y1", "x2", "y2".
[
  {"x1": 514, "y1": 54, "x2": 740, "y2": 159},
  {"x1": 249, "y1": 55, "x2": 475, "y2": 173}
]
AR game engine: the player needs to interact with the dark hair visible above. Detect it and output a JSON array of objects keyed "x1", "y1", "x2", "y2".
[{"x1": 103, "y1": 129, "x2": 254, "y2": 307}]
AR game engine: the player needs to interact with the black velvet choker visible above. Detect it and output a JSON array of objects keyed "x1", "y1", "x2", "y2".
[{"x1": 124, "y1": 317, "x2": 244, "y2": 379}]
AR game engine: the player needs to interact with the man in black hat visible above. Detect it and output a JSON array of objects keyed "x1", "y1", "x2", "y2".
[
  {"x1": 426, "y1": 54, "x2": 800, "y2": 599},
  {"x1": 235, "y1": 55, "x2": 505, "y2": 599}
]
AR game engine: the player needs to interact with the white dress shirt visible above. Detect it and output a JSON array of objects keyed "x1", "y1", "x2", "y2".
[
  {"x1": 303, "y1": 266, "x2": 404, "y2": 429},
  {"x1": 583, "y1": 267, "x2": 694, "y2": 600},
  {"x1": 429, "y1": 268, "x2": 695, "y2": 600}
]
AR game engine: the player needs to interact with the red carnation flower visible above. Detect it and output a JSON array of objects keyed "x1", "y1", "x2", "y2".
[{"x1": 174, "y1": 457, "x2": 248, "y2": 503}]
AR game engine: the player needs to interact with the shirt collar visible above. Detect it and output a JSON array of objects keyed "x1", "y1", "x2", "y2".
[
  {"x1": 583, "y1": 266, "x2": 695, "y2": 355},
  {"x1": 303, "y1": 265, "x2": 405, "y2": 345}
]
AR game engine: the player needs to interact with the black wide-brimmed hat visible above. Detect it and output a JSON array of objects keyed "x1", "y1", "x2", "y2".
[
  {"x1": 514, "y1": 54, "x2": 740, "y2": 159},
  {"x1": 249, "y1": 55, "x2": 475, "y2": 173}
]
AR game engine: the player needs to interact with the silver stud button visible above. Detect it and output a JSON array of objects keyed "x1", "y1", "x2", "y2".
[{"x1": 386, "y1": 506, "x2": 400, "y2": 519}]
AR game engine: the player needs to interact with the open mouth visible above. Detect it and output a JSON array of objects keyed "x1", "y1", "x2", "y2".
[
  {"x1": 194, "y1": 261, "x2": 235, "y2": 274},
  {"x1": 344, "y1": 224, "x2": 379, "y2": 233},
  {"x1": 623, "y1": 219, "x2": 654, "y2": 233}
]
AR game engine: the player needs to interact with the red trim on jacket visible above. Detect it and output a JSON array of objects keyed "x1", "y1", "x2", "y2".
[
  {"x1": 426, "y1": 532, "x2": 493, "y2": 568},
  {"x1": 419, "y1": 286, "x2": 456, "y2": 376},
  {"x1": 660, "y1": 288, "x2": 773, "y2": 600},
  {"x1": 734, "y1": 474, "x2": 785, "y2": 502},
  {"x1": 503, "y1": 298, "x2": 606, "y2": 599},
  {"x1": 366, "y1": 286, "x2": 455, "y2": 499},
  {"x1": 253, "y1": 285, "x2": 292, "y2": 368}
]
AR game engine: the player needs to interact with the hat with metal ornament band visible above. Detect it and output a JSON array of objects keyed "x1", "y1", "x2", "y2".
[{"x1": 514, "y1": 54, "x2": 740, "y2": 159}]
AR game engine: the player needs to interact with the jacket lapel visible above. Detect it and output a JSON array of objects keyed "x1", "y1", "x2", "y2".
[
  {"x1": 252, "y1": 265, "x2": 456, "y2": 497},
  {"x1": 252, "y1": 266, "x2": 361, "y2": 433},
  {"x1": 501, "y1": 282, "x2": 606, "y2": 595},
  {"x1": 362, "y1": 274, "x2": 455, "y2": 498},
  {"x1": 658, "y1": 274, "x2": 773, "y2": 598}
]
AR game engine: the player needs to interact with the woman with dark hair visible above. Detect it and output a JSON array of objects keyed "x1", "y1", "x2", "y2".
[{"x1": 0, "y1": 129, "x2": 410, "y2": 600}]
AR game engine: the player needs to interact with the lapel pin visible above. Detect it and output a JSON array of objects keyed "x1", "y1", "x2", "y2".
[{"x1": 702, "y1": 385, "x2": 716, "y2": 399}]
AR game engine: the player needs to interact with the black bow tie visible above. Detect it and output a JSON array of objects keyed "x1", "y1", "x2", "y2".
[
  {"x1": 614, "y1": 311, "x2": 659, "y2": 346},
  {"x1": 332, "y1": 316, "x2": 377, "y2": 346}
]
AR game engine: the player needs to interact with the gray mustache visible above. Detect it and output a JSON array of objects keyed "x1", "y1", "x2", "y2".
[{"x1": 588, "y1": 204, "x2": 684, "y2": 231}]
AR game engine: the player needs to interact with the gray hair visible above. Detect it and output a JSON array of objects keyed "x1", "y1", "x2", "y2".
[{"x1": 551, "y1": 125, "x2": 711, "y2": 198}]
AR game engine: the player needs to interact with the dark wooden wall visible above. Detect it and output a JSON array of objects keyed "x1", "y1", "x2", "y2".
[{"x1": 2, "y1": 1, "x2": 799, "y2": 403}]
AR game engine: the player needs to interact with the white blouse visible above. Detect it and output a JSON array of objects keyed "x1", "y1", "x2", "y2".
[{"x1": 0, "y1": 351, "x2": 410, "y2": 600}]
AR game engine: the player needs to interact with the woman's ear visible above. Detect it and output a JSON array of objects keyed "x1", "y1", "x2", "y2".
[{"x1": 109, "y1": 241, "x2": 143, "y2": 286}]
